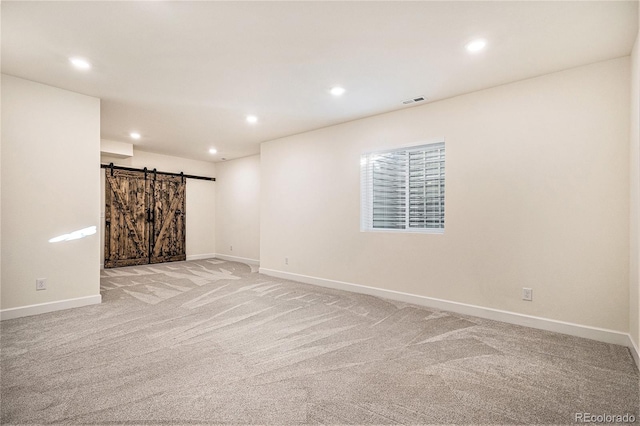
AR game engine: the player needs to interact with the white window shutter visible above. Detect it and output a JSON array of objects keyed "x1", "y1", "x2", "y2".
[{"x1": 361, "y1": 141, "x2": 445, "y2": 233}]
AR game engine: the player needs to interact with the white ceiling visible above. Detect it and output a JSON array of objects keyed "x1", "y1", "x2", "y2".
[{"x1": 2, "y1": 1, "x2": 638, "y2": 162}]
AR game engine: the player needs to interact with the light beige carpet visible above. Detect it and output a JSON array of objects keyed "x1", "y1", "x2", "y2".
[{"x1": 1, "y1": 259, "x2": 638, "y2": 425}]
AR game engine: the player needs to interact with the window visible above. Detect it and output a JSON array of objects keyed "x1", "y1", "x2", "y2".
[{"x1": 361, "y1": 140, "x2": 445, "y2": 233}]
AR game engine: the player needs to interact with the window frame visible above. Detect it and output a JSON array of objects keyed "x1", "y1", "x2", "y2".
[{"x1": 360, "y1": 138, "x2": 445, "y2": 234}]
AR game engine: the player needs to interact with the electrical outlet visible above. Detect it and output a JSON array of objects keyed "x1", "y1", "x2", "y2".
[
  {"x1": 36, "y1": 278, "x2": 47, "y2": 291},
  {"x1": 522, "y1": 287, "x2": 533, "y2": 301},
  {"x1": 285, "y1": 257, "x2": 289, "y2": 265},
  {"x1": 230, "y1": 245, "x2": 233, "y2": 251}
]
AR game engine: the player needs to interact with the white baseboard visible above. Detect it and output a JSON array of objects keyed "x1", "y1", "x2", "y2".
[
  {"x1": 0, "y1": 295, "x2": 102, "y2": 321},
  {"x1": 629, "y1": 336, "x2": 640, "y2": 369},
  {"x1": 259, "y1": 268, "x2": 632, "y2": 349},
  {"x1": 186, "y1": 253, "x2": 216, "y2": 261},
  {"x1": 215, "y1": 253, "x2": 260, "y2": 266}
]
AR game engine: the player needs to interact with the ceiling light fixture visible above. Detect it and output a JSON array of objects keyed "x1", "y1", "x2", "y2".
[
  {"x1": 330, "y1": 86, "x2": 346, "y2": 96},
  {"x1": 69, "y1": 57, "x2": 91, "y2": 70},
  {"x1": 209, "y1": 148, "x2": 217, "y2": 154},
  {"x1": 246, "y1": 115, "x2": 258, "y2": 124},
  {"x1": 465, "y1": 39, "x2": 487, "y2": 53},
  {"x1": 130, "y1": 132, "x2": 141, "y2": 140}
]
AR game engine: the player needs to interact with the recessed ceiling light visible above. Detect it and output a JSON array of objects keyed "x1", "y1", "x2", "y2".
[
  {"x1": 209, "y1": 148, "x2": 217, "y2": 154},
  {"x1": 246, "y1": 115, "x2": 258, "y2": 124},
  {"x1": 465, "y1": 39, "x2": 487, "y2": 53},
  {"x1": 69, "y1": 57, "x2": 91, "y2": 70},
  {"x1": 330, "y1": 86, "x2": 346, "y2": 96},
  {"x1": 130, "y1": 132, "x2": 141, "y2": 140}
]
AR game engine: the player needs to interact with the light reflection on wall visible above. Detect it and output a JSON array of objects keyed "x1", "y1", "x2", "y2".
[{"x1": 48, "y1": 226, "x2": 97, "y2": 243}]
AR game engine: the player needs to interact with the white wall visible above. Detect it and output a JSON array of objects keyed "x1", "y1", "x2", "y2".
[
  {"x1": 215, "y1": 155, "x2": 260, "y2": 264},
  {"x1": 1, "y1": 75, "x2": 101, "y2": 313},
  {"x1": 260, "y1": 57, "x2": 630, "y2": 333},
  {"x1": 100, "y1": 149, "x2": 216, "y2": 265},
  {"x1": 629, "y1": 13, "x2": 640, "y2": 356}
]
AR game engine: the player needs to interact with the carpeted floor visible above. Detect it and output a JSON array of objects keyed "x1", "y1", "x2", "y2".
[{"x1": 1, "y1": 259, "x2": 638, "y2": 425}]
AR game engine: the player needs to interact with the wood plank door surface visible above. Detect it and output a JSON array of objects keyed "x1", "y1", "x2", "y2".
[
  {"x1": 150, "y1": 174, "x2": 186, "y2": 264},
  {"x1": 104, "y1": 170, "x2": 186, "y2": 268},
  {"x1": 104, "y1": 170, "x2": 150, "y2": 268}
]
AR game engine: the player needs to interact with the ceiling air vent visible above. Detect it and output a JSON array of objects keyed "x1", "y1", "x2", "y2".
[{"x1": 402, "y1": 96, "x2": 427, "y2": 105}]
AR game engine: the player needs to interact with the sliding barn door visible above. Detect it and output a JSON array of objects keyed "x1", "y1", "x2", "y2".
[
  {"x1": 104, "y1": 170, "x2": 186, "y2": 268},
  {"x1": 104, "y1": 170, "x2": 150, "y2": 268},
  {"x1": 149, "y1": 174, "x2": 186, "y2": 264}
]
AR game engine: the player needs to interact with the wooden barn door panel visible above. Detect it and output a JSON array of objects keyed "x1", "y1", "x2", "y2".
[
  {"x1": 105, "y1": 169, "x2": 187, "y2": 268},
  {"x1": 104, "y1": 170, "x2": 150, "y2": 268},
  {"x1": 150, "y1": 175, "x2": 186, "y2": 264}
]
